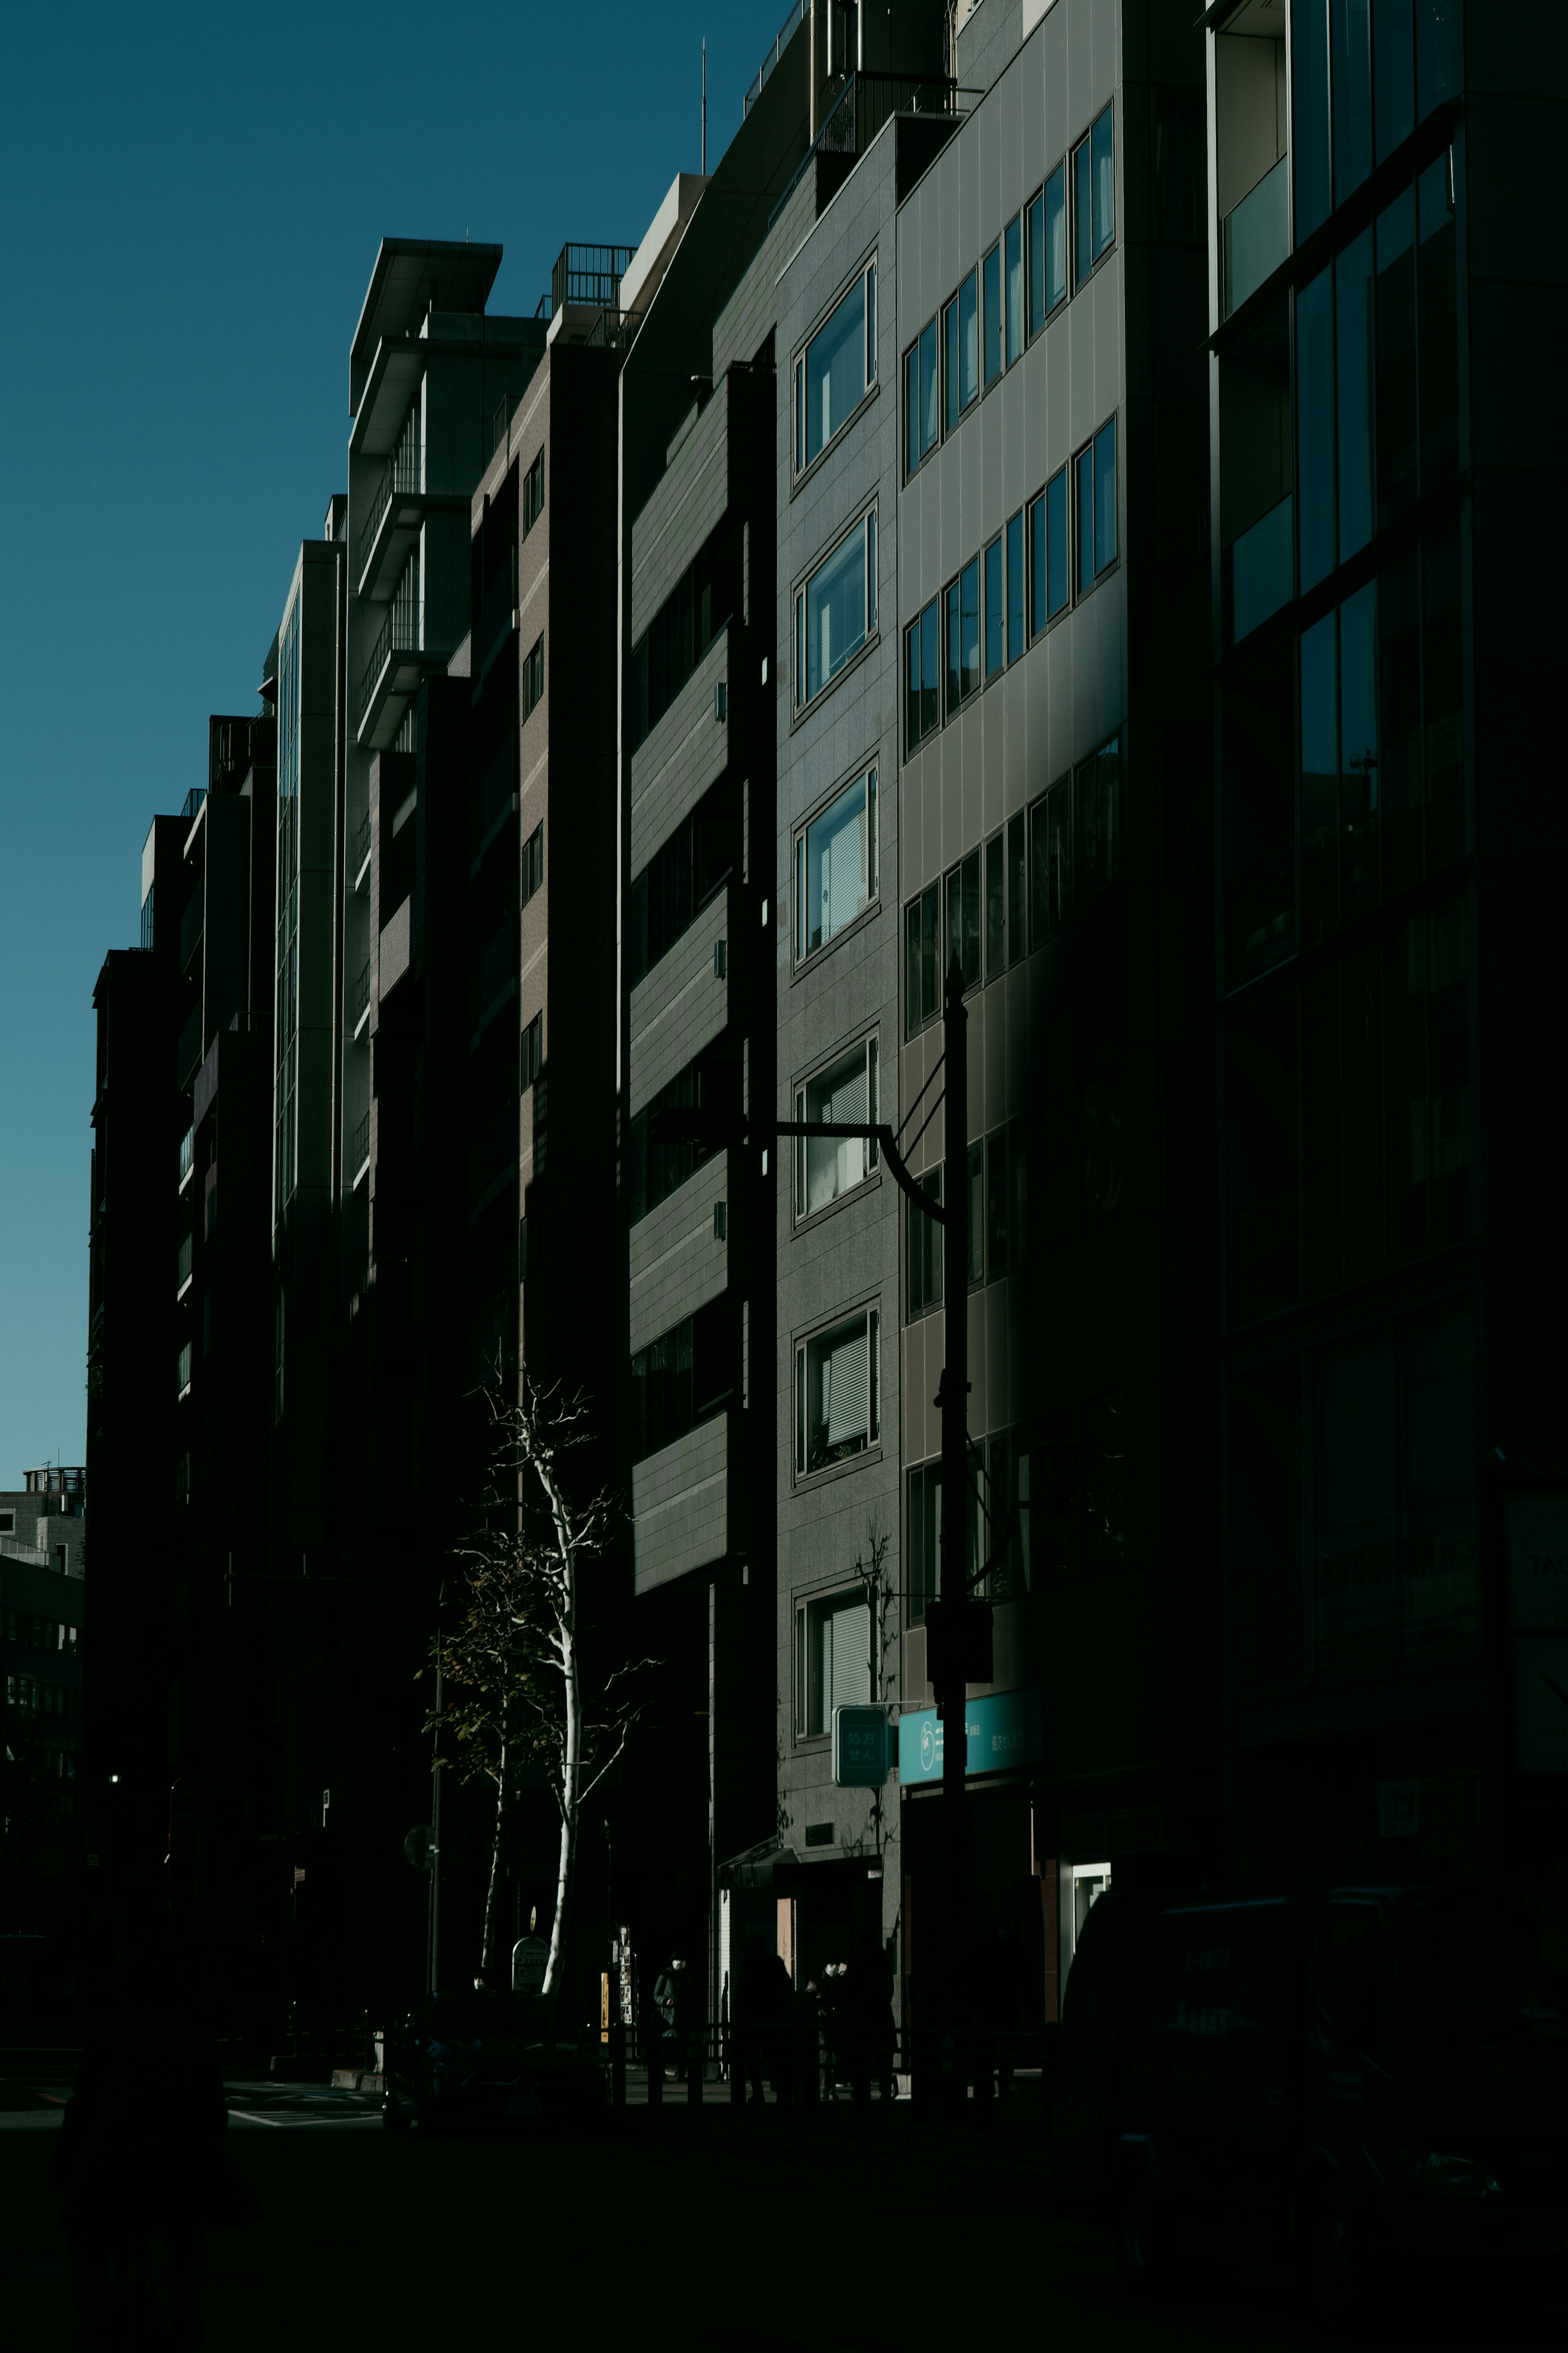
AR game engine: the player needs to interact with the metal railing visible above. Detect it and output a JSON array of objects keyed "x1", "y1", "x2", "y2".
[
  {"x1": 351, "y1": 1110, "x2": 370, "y2": 1173},
  {"x1": 355, "y1": 809, "x2": 372, "y2": 875},
  {"x1": 550, "y1": 242, "x2": 636, "y2": 314},
  {"x1": 352, "y1": 961, "x2": 372, "y2": 1029},
  {"x1": 357, "y1": 435, "x2": 423, "y2": 585},
  {"x1": 358, "y1": 599, "x2": 424, "y2": 732},
  {"x1": 176, "y1": 1233, "x2": 193, "y2": 1292},
  {"x1": 179, "y1": 1126, "x2": 194, "y2": 1185},
  {"x1": 744, "y1": 0, "x2": 807, "y2": 117},
  {"x1": 182, "y1": 785, "x2": 207, "y2": 825},
  {"x1": 767, "y1": 73, "x2": 969, "y2": 231}
]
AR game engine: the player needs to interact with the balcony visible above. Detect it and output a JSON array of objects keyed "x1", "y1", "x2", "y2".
[
  {"x1": 1229, "y1": 493, "x2": 1294, "y2": 643},
  {"x1": 356, "y1": 436, "x2": 425, "y2": 601},
  {"x1": 632, "y1": 1414, "x2": 728, "y2": 1596},
  {"x1": 1223, "y1": 154, "x2": 1289, "y2": 318},
  {"x1": 352, "y1": 959, "x2": 372, "y2": 1039},
  {"x1": 354, "y1": 808, "x2": 372, "y2": 892},
  {"x1": 176, "y1": 1232, "x2": 193, "y2": 1298},
  {"x1": 550, "y1": 242, "x2": 635, "y2": 317},
  {"x1": 767, "y1": 71, "x2": 972, "y2": 232},
  {"x1": 357, "y1": 599, "x2": 448, "y2": 750},
  {"x1": 351, "y1": 1110, "x2": 370, "y2": 1188}
]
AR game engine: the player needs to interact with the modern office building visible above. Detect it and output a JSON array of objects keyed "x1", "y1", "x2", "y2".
[{"x1": 1209, "y1": 0, "x2": 1568, "y2": 1880}]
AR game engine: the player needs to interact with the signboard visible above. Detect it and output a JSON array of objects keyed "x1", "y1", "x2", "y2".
[
  {"x1": 833, "y1": 1704, "x2": 894, "y2": 1788},
  {"x1": 1506, "y1": 1496, "x2": 1568, "y2": 1633},
  {"x1": 897, "y1": 1686, "x2": 1047, "y2": 1786},
  {"x1": 511, "y1": 1935, "x2": 548, "y2": 1995}
]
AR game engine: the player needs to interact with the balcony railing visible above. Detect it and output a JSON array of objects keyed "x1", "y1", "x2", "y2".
[
  {"x1": 355, "y1": 808, "x2": 372, "y2": 876},
  {"x1": 353, "y1": 959, "x2": 372, "y2": 1029},
  {"x1": 550, "y1": 243, "x2": 636, "y2": 315},
  {"x1": 357, "y1": 435, "x2": 423, "y2": 584},
  {"x1": 1223, "y1": 155, "x2": 1289, "y2": 318},
  {"x1": 179, "y1": 1125, "x2": 194, "y2": 1185},
  {"x1": 182, "y1": 785, "x2": 207, "y2": 825},
  {"x1": 351, "y1": 1110, "x2": 370, "y2": 1175},
  {"x1": 767, "y1": 72, "x2": 969, "y2": 230},
  {"x1": 744, "y1": 0, "x2": 806, "y2": 116},
  {"x1": 177, "y1": 1233, "x2": 193, "y2": 1293},
  {"x1": 358, "y1": 599, "x2": 424, "y2": 732}
]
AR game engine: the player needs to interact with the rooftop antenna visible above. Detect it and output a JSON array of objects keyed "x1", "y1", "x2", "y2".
[{"x1": 702, "y1": 37, "x2": 706, "y2": 176}]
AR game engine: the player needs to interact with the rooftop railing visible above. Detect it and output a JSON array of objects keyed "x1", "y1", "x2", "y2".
[
  {"x1": 550, "y1": 243, "x2": 636, "y2": 314},
  {"x1": 744, "y1": 0, "x2": 807, "y2": 116}
]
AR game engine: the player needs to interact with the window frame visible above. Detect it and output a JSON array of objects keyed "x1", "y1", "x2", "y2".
[
  {"x1": 903, "y1": 314, "x2": 940, "y2": 478},
  {"x1": 793, "y1": 256, "x2": 879, "y2": 482},
  {"x1": 522, "y1": 631, "x2": 545, "y2": 721},
  {"x1": 942, "y1": 268, "x2": 979, "y2": 433},
  {"x1": 1072, "y1": 416, "x2": 1119, "y2": 600},
  {"x1": 794, "y1": 1583, "x2": 875, "y2": 1742},
  {"x1": 1072, "y1": 101, "x2": 1116, "y2": 291},
  {"x1": 905, "y1": 1166, "x2": 944, "y2": 1320},
  {"x1": 1028, "y1": 465, "x2": 1071, "y2": 638},
  {"x1": 981, "y1": 241, "x2": 1003, "y2": 389},
  {"x1": 521, "y1": 820, "x2": 543, "y2": 909},
  {"x1": 793, "y1": 1032, "x2": 881, "y2": 1225},
  {"x1": 521, "y1": 1009, "x2": 543, "y2": 1092},
  {"x1": 793, "y1": 506, "x2": 878, "y2": 715},
  {"x1": 792, "y1": 763, "x2": 880, "y2": 970},
  {"x1": 943, "y1": 554, "x2": 981, "y2": 720},
  {"x1": 793, "y1": 1302, "x2": 882, "y2": 1483},
  {"x1": 523, "y1": 446, "x2": 546, "y2": 538}
]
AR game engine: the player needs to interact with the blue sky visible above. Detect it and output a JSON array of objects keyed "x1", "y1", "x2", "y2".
[{"x1": 0, "y1": 0, "x2": 787, "y2": 1482}]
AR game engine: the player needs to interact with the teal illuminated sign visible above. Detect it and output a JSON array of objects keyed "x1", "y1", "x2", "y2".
[{"x1": 897, "y1": 1686, "x2": 1047, "y2": 1785}]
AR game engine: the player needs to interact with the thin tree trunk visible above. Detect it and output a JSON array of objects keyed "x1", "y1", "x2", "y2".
[
  {"x1": 536, "y1": 1444, "x2": 580, "y2": 2000},
  {"x1": 481, "y1": 1742, "x2": 507, "y2": 1982}
]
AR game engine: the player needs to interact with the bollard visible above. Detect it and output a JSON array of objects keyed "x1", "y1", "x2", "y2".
[{"x1": 610, "y1": 2018, "x2": 626, "y2": 2108}]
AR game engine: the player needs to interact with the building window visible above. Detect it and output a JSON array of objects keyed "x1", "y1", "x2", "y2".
[
  {"x1": 1006, "y1": 509, "x2": 1025, "y2": 662},
  {"x1": 1028, "y1": 161, "x2": 1068, "y2": 335},
  {"x1": 983, "y1": 535, "x2": 1004, "y2": 680},
  {"x1": 521, "y1": 820, "x2": 543, "y2": 909},
  {"x1": 523, "y1": 446, "x2": 545, "y2": 537},
  {"x1": 523, "y1": 633, "x2": 545, "y2": 720},
  {"x1": 944, "y1": 556, "x2": 980, "y2": 718},
  {"x1": 1029, "y1": 777, "x2": 1074, "y2": 946},
  {"x1": 945, "y1": 849, "x2": 981, "y2": 994},
  {"x1": 794, "y1": 511, "x2": 877, "y2": 709},
  {"x1": 904, "y1": 879, "x2": 940, "y2": 1036},
  {"x1": 904, "y1": 597, "x2": 940, "y2": 752},
  {"x1": 1029, "y1": 467, "x2": 1069, "y2": 633},
  {"x1": 1075, "y1": 419, "x2": 1118, "y2": 597},
  {"x1": 176, "y1": 1342, "x2": 191, "y2": 1399},
  {"x1": 628, "y1": 776, "x2": 742, "y2": 989},
  {"x1": 985, "y1": 832, "x2": 1006, "y2": 979},
  {"x1": 521, "y1": 1011, "x2": 543, "y2": 1092},
  {"x1": 1004, "y1": 212, "x2": 1024, "y2": 365},
  {"x1": 795, "y1": 1035, "x2": 879, "y2": 1221},
  {"x1": 630, "y1": 1298, "x2": 742, "y2": 1463},
  {"x1": 942, "y1": 270, "x2": 978, "y2": 432},
  {"x1": 794, "y1": 260, "x2": 877, "y2": 474},
  {"x1": 1073, "y1": 102, "x2": 1115, "y2": 289},
  {"x1": 1077, "y1": 736, "x2": 1122, "y2": 896},
  {"x1": 906, "y1": 1166, "x2": 943, "y2": 1318},
  {"x1": 904, "y1": 314, "x2": 939, "y2": 476},
  {"x1": 794, "y1": 1588, "x2": 872, "y2": 1739},
  {"x1": 794, "y1": 1307, "x2": 880, "y2": 1479},
  {"x1": 794, "y1": 767, "x2": 877, "y2": 965},
  {"x1": 982, "y1": 241, "x2": 1003, "y2": 387},
  {"x1": 630, "y1": 519, "x2": 743, "y2": 752}
]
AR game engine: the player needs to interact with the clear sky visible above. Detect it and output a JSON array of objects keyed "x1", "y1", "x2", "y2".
[{"x1": 0, "y1": 0, "x2": 788, "y2": 1484}]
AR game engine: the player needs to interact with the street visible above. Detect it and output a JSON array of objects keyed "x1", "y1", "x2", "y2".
[{"x1": 0, "y1": 2063, "x2": 1548, "y2": 2351}]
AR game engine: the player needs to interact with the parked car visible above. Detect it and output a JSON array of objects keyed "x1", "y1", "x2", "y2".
[
  {"x1": 1054, "y1": 1881, "x2": 1568, "y2": 2304},
  {"x1": 382, "y1": 1991, "x2": 605, "y2": 2135}
]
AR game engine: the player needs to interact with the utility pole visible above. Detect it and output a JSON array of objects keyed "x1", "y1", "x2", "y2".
[{"x1": 935, "y1": 950, "x2": 970, "y2": 2058}]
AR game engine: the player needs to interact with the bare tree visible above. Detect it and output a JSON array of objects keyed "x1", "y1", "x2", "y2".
[
  {"x1": 425, "y1": 1379, "x2": 650, "y2": 1995},
  {"x1": 851, "y1": 1518, "x2": 899, "y2": 1873}
]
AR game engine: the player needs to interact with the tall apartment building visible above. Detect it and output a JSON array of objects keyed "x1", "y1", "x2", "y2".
[
  {"x1": 791, "y1": 0, "x2": 1209, "y2": 2029},
  {"x1": 1209, "y1": 1, "x2": 1568, "y2": 1880}
]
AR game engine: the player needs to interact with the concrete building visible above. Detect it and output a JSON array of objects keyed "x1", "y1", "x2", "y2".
[{"x1": 1207, "y1": 1, "x2": 1568, "y2": 1879}]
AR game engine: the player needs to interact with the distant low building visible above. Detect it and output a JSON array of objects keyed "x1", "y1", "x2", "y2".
[{"x1": 1, "y1": 1468, "x2": 85, "y2": 1931}]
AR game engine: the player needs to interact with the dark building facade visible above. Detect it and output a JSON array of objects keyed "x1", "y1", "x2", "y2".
[{"x1": 1208, "y1": 1, "x2": 1568, "y2": 1882}]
